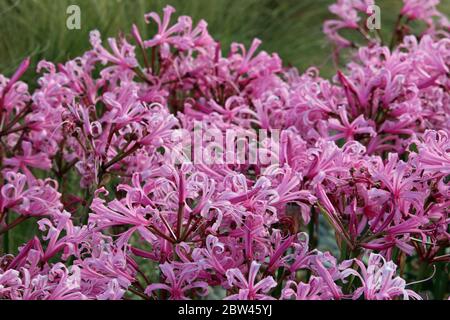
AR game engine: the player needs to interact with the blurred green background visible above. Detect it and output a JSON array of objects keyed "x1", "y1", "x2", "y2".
[{"x1": 1, "y1": 0, "x2": 449, "y2": 84}]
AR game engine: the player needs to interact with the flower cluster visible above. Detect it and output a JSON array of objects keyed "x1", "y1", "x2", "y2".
[{"x1": 0, "y1": 0, "x2": 449, "y2": 300}]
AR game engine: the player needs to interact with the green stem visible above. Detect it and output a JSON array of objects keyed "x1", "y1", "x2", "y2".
[
  {"x1": 0, "y1": 103, "x2": 32, "y2": 135},
  {"x1": 389, "y1": 14, "x2": 403, "y2": 50},
  {"x1": 433, "y1": 261, "x2": 447, "y2": 300},
  {"x1": 344, "y1": 260, "x2": 357, "y2": 294},
  {"x1": 101, "y1": 142, "x2": 141, "y2": 173},
  {"x1": 308, "y1": 207, "x2": 318, "y2": 248},
  {"x1": 414, "y1": 261, "x2": 429, "y2": 293},
  {"x1": 81, "y1": 188, "x2": 94, "y2": 225},
  {"x1": 176, "y1": 202, "x2": 185, "y2": 241},
  {"x1": 0, "y1": 215, "x2": 29, "y2": 236},
  {"x1": 2, "y1": 213, "x2": 8, "y2": 254},
  {"x1": 317, "y1": 204, "x2": 354, "y2": 251},
  {"x1": 127, "y1": 286, "x2": 151, "y2": 300}
]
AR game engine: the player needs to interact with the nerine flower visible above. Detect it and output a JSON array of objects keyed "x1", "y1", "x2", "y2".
[
  {"x1": 401, "y1": 0, "x2": 443, "y2": 26},
  {"x1": 281, "y1": 277, "x2": 335, "y2": 300},
  {"x1": 341, "y1": 253, "x2": 422, "y2": 300},
  {"x1": 145, "y1": 263, "x2": 208, "y2": 300},
  {"x1": 225, "y1": 261, "x2": 277, "y2": 300}
]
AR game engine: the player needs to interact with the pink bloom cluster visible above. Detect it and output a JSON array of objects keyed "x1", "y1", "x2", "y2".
[{"x1": 0, "y1": 1, "x2": 449, "y2": 300}]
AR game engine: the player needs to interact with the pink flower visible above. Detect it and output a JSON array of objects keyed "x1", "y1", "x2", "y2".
[
  {"x1": 323, "y1": 0, "x2": 375, "y2": 50},
  {"x1": 415, "y1": 130, "x2": 450, "y2": 176},
  {"x1": 310, "y1": 255, "x2": 343, "y2": 300},
  {"x1": 401, "y1": 0, "x2": 443, "y2": 26},
  {"x1": 342, "y1": 253, "x2": 422, "y2": 300},
  {"x1": 192, "y1": 235, "x2": 235, "y2": 277},
  {"x1": 225, "y1": 261, "x2": 277, "y2": 300},
  {"x1": 1, "y1": 171, "x2": 62, "y2": 217},
  {"x1": 0, "y1": 239, "x2": 85, "y2": 300},
  {"x1": 89, "y1": 190, "x2": 154, "y2": 246},
  {"x1": 144, "y1": 6, "x2": 182, "y2": 47},
  {"x1": 371, "y1": 154, "x2": 426, "y2": 212},
  {"x1": 75, "y1": 235, "x2": 136, "y2": 300},
  {"x1": 327, "y1": 107, "x2": 376, "y2": 142},
  {"x1": 0, "y1": 57, "x2": 30, "y2": 109},
  {"x1": 281, "y1": 277, "x2": 335, "y2": 300},
  {"x1": 3, "y1": 141, "x2": 52, "y2": 180},
  {"x1": 143, "y1": 6, "x2": 195, "y2": 57},
  {"x1": 89, "y1": 30, "x2": 137, "y2": 69},
  {"x1": 145, "y1": 263, "x2": 208, "y2": 300}
]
